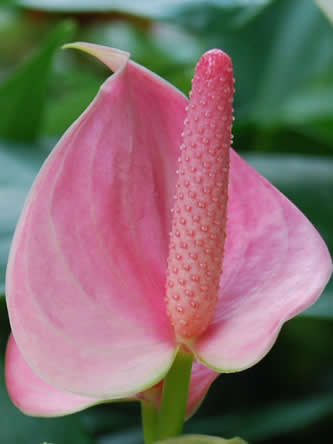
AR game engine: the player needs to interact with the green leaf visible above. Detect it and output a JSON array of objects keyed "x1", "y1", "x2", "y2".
[
  {"x1": 249, "y1": 0, "x2": 333, "y2": 123},
  {"x1": 185, "y1": 394, "x2": 333, "y2": 442},
  {"x1": 156, "y1": 435, "x2": 246, "y2": 444},
  {"x1": 296, "y1": 119, "x2": 333, "y2": 146},
  {"x1": 16, "y1": 0, "x2": 271, "y2": 26},
  {"x1": 15, "y1": 0, "x2": 333, "y2": 143},
  {"x1": 180, "y1": 0, "x2": 333, "y2": 130},
  {"x1": 0, "y1": 20, "x2": 75, "y2": 143},
  {"x1": 269, "y1": 82, "x2": 333, "y2": 126},
  {"x1": 244, "y1": 154, "x2": 333, "y2": 319},
  {"x1": 0, "y1": 384, "x2": 94, "y2": 444},
  {"x1": 95, "y1": 428, "x2": 142, "y2": 444}
]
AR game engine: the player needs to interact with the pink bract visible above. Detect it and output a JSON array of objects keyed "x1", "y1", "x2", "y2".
[
  {"x1": 5, "y1": 43, "x2": 332, "y2": 417},
  {"x1": 6, "y1": 335, "x2": 217, "y2": 417}
]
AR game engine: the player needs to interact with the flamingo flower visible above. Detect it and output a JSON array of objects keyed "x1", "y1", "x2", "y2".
[{"x1": 5, "y1": 43, "x2": 332, "y2": 419}]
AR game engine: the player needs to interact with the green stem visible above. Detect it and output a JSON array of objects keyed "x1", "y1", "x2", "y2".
[
  {"x1": 157, "y1": 348, "x2": 193, "y2": 441},
  {"x1": 141, "y1": 401, "x2": 158, "y2": 444}
]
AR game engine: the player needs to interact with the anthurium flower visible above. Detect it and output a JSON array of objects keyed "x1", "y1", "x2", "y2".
[{"x1": 5, "y1": 43, "x2": 332, "y2": 418}]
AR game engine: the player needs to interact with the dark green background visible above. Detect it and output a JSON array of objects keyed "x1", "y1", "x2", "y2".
[{"x1": 0, "y1": 0, "x2": 333, "y2": 442}]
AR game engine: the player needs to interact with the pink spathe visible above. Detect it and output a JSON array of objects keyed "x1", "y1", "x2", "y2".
[
  {"x1": 6, "y1": 335, "x2": 216, "y2": 418},
  {"x1": 5, "y1": 43, "x2": 332, "y2": 417}
]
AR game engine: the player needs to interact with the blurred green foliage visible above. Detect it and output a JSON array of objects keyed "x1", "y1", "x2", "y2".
[
  {"x1": 155, "y1": 435, "x2": 247, "y2": 443},
  {"x1": 0, "y1": 0, "x2": 332, "y2": 443},
  {"x1": 0, "y1": 20, "x2": 75, "y2": 142}
]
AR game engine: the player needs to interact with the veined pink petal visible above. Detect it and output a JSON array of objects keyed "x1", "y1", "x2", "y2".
[
  {"x1": 6, "y1": 333, "x2": 217, "y2": 418},
  {"x1": 192, "y1": 150, "x2": 333, "y2": 371},
  {"x1": 5, "y1": 335, "x2": 101, "y2": 416},
  {"x1": 6, "y1": 43, "x2": 189, "y2": 398}
]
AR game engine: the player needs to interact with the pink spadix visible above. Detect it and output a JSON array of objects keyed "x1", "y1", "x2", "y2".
[{"x1": 166, "y1": 50, "x2": 233, "y2": 339}]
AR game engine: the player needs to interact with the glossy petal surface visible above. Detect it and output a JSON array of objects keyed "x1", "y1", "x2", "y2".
[
  {"x1": 5, "y1": 335, "x2": 100, "y2": 416},
  {"x1": 6, "y1": 44, "x2": 189, "y2": 397},
  {"x1": 193, "y1": 151, "x2": 332, "y2": 370}
]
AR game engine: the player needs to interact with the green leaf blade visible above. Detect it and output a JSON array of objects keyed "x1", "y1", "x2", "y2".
[
  {"x1": 0, "y1": 20, "x2": 75, "y2": 143},
  {"x1": 156, "y1": 436, "x2": 246, "y2": 444}
]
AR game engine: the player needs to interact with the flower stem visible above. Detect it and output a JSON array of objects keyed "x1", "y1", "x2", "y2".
[
  {"x1": 141, "y1": 401, "x2": 158, "y2": 444},
  {"x1": 156, "y1": 348, "x2": 193, "y2": 441}
]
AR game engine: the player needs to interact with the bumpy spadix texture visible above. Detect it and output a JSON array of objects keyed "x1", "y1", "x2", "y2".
[
  {"x1": 5, "y1": 42, "x2": 332, "y2": 417},
  {"x1": 166, "y1": 50, "x2": 232, "y2": 339}
]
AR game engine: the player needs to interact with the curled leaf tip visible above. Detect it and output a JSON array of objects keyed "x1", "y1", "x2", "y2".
[{"x1": 165, "y1": 49, "x2": 234, "y2": 340}]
